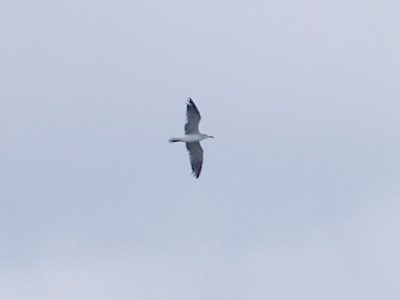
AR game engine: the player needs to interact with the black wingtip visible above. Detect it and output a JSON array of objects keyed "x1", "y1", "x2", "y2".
[
  {"x1": 190, "y1": 169, "x2": 201, "y2": 179},
  {"x1": 193, "y1": 166, "x2": 202, "y2": 178},
  {"x1": 187, "y1": 98, "x2": 199, "y2": 110}
]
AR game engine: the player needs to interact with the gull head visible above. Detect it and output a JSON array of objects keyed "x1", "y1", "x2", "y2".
[{"x1": 198, "y1": 133, "x2": 214, "y2": 141}]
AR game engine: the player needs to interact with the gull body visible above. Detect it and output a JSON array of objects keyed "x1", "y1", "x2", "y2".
[
  {"x1": 169, "y1": 98, "x2": 213, "y2": 178},
  {"x1": 169, "y1": 133, "x2": 212, "y2": 143}
]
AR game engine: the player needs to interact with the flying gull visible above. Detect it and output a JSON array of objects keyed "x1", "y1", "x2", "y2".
[{"x1": 169, "y1": 98, "x2": 214, "y2": 178}]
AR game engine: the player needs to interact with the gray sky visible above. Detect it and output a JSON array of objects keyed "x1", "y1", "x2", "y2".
[{"x1": 1, "y1": 0, "x2": 400, "y2": 299}]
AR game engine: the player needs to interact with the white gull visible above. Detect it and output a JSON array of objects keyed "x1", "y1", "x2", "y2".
[{"x1": 169, "y1": 98, "x2": 214, "y2": 178}]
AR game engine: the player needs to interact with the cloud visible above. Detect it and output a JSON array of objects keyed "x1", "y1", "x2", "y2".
[{"x1": 1, "y1": 195, "x2": 399, "y2": 300}]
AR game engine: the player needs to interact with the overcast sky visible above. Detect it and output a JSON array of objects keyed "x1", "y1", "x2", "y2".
[{"x1": 1, "y1": 0, "x2": 400, "y2": 299}]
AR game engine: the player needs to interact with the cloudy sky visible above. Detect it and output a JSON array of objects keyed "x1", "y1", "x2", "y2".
[{"x1": 1, "y1": 0, "x2": 400, "y2": 299}]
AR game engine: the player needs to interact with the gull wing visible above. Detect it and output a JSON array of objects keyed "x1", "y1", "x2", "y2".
[
  {"x1": 185, "y1": 98, "x2": 201, "y2": 134},
  {"x1": 186, "y1": 142, "x2": 203, "y2": 178}
]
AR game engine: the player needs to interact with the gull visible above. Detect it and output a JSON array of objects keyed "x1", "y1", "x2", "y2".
[{"x1": 169, "y1": 98, "x2": 214, "y2": 178}]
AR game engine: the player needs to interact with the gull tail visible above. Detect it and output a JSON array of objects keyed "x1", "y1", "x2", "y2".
[{"x1": 169, "y1": 138, "x2": 182, "y2": 143}]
